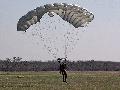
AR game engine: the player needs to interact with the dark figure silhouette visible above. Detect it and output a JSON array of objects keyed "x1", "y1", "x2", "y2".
[{"x1": 57, "y1": 58, "x2": 67, "y2": 82}]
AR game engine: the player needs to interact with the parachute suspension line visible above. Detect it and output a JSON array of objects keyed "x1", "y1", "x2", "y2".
[
  {"x1": 65, "y1": 34, "x2": 67, "y2": 60},
  {"x1": 68, "y1": 28, "x2": 80, "y2": 55},
  {"x1": 36, "y1": 22, "x2": 57, "y2": 59},
  {"x1": 64, "y1": 27, "x2": 82, "y2": 60},
  {"x1": 42, "y1": 19, "x2": 59, "y2": 59},
  {"x1": 64, "y1": 27, "x2": 69, "y2": 61},
  {"x1": 23, "y1": 21, "x2": 58, "y2": 60}
]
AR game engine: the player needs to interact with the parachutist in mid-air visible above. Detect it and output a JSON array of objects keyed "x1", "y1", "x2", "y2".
[{"x1": 57, "y1": 58, "x2": 67, "y2": 82}]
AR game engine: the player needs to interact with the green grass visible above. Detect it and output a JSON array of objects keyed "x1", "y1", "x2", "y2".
[{"x1": 0, "y1": 71, "x2": 120, "y2": 90}]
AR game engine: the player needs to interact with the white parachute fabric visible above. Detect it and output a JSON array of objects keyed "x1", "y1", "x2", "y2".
[{"x1": 17, "y1": 3, "x2": 94, "y2": 31}]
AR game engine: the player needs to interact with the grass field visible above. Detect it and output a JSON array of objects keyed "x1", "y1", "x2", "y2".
[{"x1": 0, "y1": 71, "x2": 120, "y2": 90}]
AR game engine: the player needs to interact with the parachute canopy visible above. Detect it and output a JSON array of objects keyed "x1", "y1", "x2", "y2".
[{"x1": 17, "y1": 3, "x2": 94, "y2": 31}]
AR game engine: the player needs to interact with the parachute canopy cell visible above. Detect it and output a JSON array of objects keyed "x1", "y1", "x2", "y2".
[{"x1": 17, "y1": 3, "x2": 94, "y2": 31}]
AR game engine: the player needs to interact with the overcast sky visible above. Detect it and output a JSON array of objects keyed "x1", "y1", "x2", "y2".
[{"x1": 0, "y1": 0, "x2": 120, "y2": 61}]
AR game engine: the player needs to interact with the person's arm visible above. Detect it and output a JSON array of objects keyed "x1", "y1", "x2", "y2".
[
  {"x1": 59, "y1": 70, "x2": 62, "y2": 74},
  {"x1": 59, "y1": 64, "x2": 62, "y2": 74}
]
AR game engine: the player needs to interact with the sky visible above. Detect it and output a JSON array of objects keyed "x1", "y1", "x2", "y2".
[{"x1": 0, "y1": 0, "x2": 120, "y2": 61}]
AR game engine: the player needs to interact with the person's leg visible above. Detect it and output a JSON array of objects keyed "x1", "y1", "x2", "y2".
[
  {"x1": 64, "y1": 70, "x2": 67, "y2": 82},
  {"x1": 63, "y1": 70, "x2": 67, "y2": 82},
  {"x1": 62, "y1": 71, "x2": 64, "y2": 82},
  {"x1": 63, "y1": 74, "x2": 65, "y2": 82}
]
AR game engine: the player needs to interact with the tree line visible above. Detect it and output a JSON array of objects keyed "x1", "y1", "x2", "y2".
[{"x1": 0, "y1": 57, "x2": 120, "y2": 71}]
